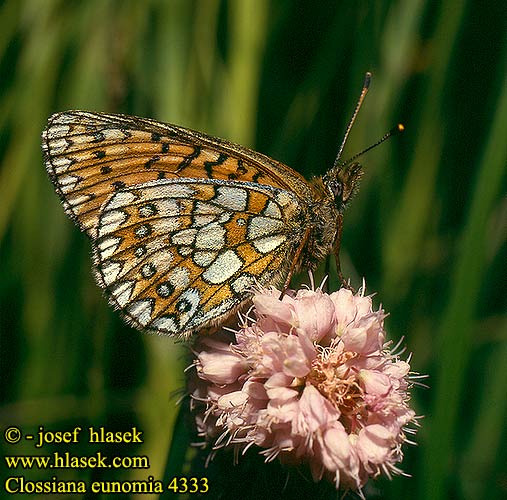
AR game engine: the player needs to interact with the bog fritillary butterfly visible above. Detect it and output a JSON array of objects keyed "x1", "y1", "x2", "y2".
[{"x1": 42, "y1": 73, "x2": 400, "y2": 338}]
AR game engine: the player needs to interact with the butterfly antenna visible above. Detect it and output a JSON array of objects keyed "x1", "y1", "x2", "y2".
[
  {"x1": 340, "y1": 123, "x2": 405, "y2": 167},
  {"x1": 332, "y1": 72, "x2": 371, "y2": 170}
]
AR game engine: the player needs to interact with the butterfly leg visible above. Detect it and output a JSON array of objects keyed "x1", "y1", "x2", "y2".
[
  {"x1": 279, "y1": 227, "x2": 311, "y2": 300},
  {"x1": 333, "y1": 213, "x2": 355, "y2": 291}
]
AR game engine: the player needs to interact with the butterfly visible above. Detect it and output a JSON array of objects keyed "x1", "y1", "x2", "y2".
[{"x1": 42, "y1": 73, "x2": 401, "y2": 338}]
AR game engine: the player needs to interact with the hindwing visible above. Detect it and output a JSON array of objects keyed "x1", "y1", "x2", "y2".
[{"x1": 93, "y1": 178, "x2": 305, "y2": 336}]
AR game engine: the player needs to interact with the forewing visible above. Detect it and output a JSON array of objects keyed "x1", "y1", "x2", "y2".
[
  {"x1": 93, "y1": 178, "x2": 305, "y2": 337},
  {"x1": 42, "y1": 111, "x2": 313, "y2": 238}
]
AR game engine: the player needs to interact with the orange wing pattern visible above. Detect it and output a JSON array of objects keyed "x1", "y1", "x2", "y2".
[
  {"x1": 93, "y1": 178, "x2": 305, "y2": 336},
  {"x1": 42, "y1": 111, "x2": 320, "y2": 337},
  {"x1": 42, "y1": 111, "x2": 313, "y2": 238}
]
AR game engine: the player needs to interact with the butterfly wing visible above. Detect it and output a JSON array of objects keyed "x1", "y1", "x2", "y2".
[
  {"x1": 92, "y1": 177, "x2": 306, "y2": 337},
  {"x1": 42, "y1": 111, "x2": 314, "y2": 238}
]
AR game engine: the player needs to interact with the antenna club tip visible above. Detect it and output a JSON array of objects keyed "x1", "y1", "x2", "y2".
[
  {"x1": 363, "y1": 72, "x2": 372, "y2": 89},
  {"x1": 389, "y1": 123, "x2": 405, "y2": 135}
]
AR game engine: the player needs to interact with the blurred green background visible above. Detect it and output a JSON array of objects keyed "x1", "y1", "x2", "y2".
[{"x1": 0, "y1": 0, "x2": 505, "y2": 499}]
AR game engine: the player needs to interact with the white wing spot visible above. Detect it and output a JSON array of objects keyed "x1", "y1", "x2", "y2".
[
  {"x1": 111, "y1": 280, "x2": 135, "y2": 307},
  {"x1": 195, "y1": 222, "x2": 226, "y2": 250},
  {"x1": 159, "y1": 183, "x2": 195, "y2": 198},
  {"x1": 51, "y1": 113, "x2": 75, "y2": 124},
  {"x1": 263, "y1": 200, "x2": 282, "y2": 218},
  {"x1": 98, "y1": 236, "x2": 122, "y2": 259},
  {"x1": 202, "y1": 250, "x2": 242, "y2": 284},
  {"x1": 52, "y1": 156, "x2": 74, "y2": 173},
  {"x1": 58, "y1": 174, "x2": 81, "y2": 193},
  {"x1": 154, "y1": 199, "x2": 181, "y2": 216},
  {"x1": 152, "y1": 315, "x2": 179, "y2": 334},
  {"x1": 218, "y1": 212, "x2": 232, "y2": 224},
  {"x1": 153, "y1": 217, "x2": 180, "y2": 233},
  {"x1": 253, "y1": 234, "x2": 286, "y2": 254},
  {"x1": 193, "y1": 251, "x2": 218, "y2": 267},
  {"x1": 99, "y1": 210, "x2": 129, "y2": 236},
  {"x1": 248, "y1": 216, "x2": 283, "y2": 239},
  {"x1": 49, "y1": 124, "x2": 71, "y2": 138},
  {"x1": 107, "y1": 191, "x2": 137, "y2": 209},
  {"x1": 149, "y1": 248, "x2": 174, "y2": 270},
  {"x1": 50, "y1": 138, "x2": 71, "y2": 155},
  {"x1": 193, "y1": 214, "x2": 217, "y2": 227},
  {"x1": 275, "y1": 191, "x2": 296, "y2": 208},
  {"x1": 195, "y1": 201, "x2": 222, "y2": 215},
  {"x1": 215, "y1": 186, "x2": 247, "y2": 211},
  {"x1": 103, "y1": 129, "x2": 128, "y2": 141},
  {"x1": 169, "y1": 267, "x2": 190, "y2": 289},
  {"x1": 231, "y1": 275, "x2": 255, "y2": 294},
  {"x1": 178, "y1": 246, "x2": 192, "y2": 257},
  {"x1": 127, "y1": 299, "x2": 153, "y2": 326},
  {"x1": 101, "y1": 261, "x2": 123, "y2": 286},
  {"x1": 68, "y1": 194, "x2": 95, "y2": 208},
  {"x1": 172, "y1": 228, "x2": 197, "y2": 246}
]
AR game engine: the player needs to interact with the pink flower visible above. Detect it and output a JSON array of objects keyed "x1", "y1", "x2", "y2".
[
  {"x1": 189, "y1": 283, "x2": 420, "y2": 492},
  {"x1": 292, "y1": 289, "x2": 337, "y2": 342},
  {"x1": 196, "y1": 340, "x2": 248, "y2": 385}
]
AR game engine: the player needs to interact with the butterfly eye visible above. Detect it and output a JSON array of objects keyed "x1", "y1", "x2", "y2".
[{"x1": 328, "y1": 179, "x2": 343, "y2": 201}]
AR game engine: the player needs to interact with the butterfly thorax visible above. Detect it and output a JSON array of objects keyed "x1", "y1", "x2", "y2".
[
  {"x1": 300, "y1": 162, "x2": 363, "y2": 269},
  {"x1": 301, "y1": 177, "x2": 341, "y2": 268}
]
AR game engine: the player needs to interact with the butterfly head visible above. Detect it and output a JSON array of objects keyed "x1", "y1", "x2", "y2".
[{"x1": 323, "y1": 162, "x2": 363, "y2": 211}]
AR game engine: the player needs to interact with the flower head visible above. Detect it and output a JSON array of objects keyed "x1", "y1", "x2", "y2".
[{"x1": 190, "y1": 283, "x2": 420, "y2": 491}]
